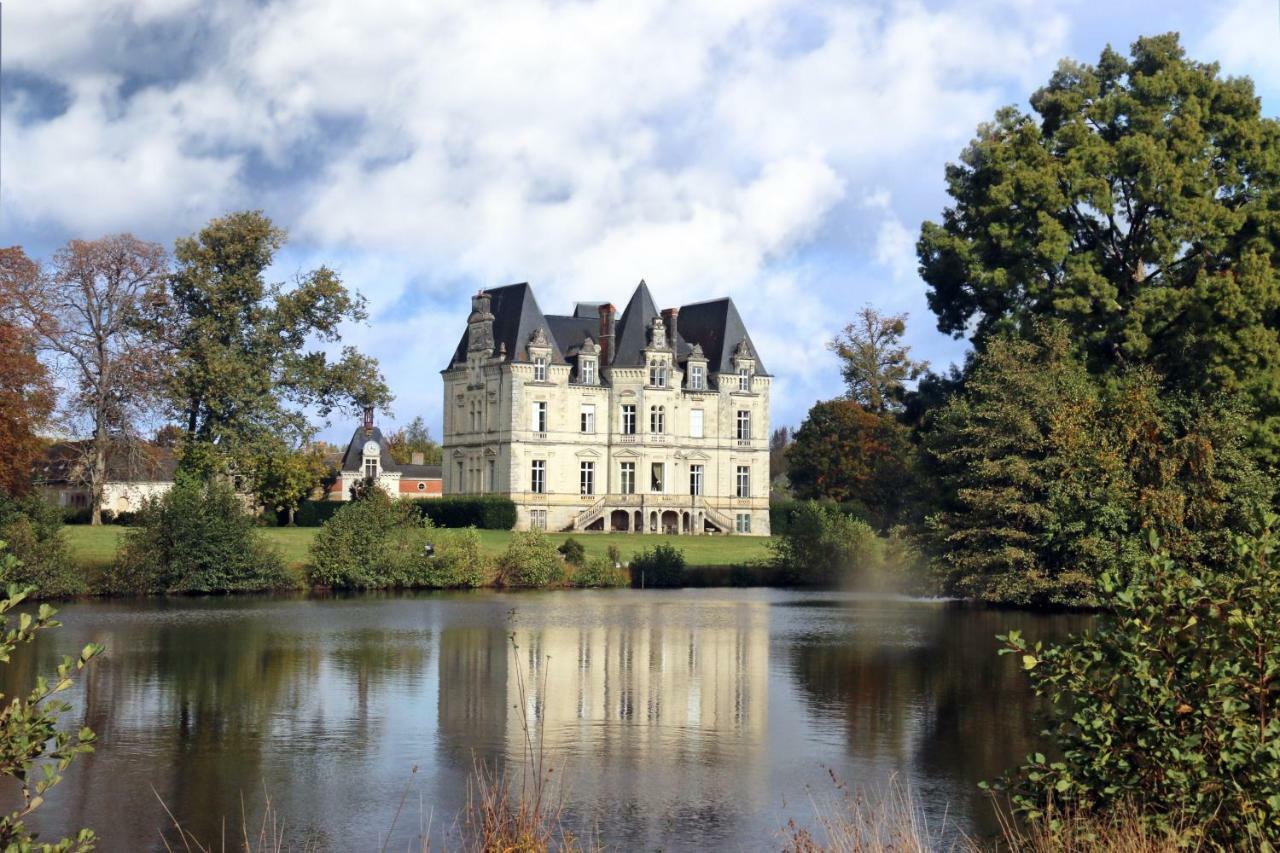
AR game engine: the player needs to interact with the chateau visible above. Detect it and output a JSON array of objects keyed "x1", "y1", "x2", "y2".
[{"x1": 441, "y1": 281, "x2": 771, "y2": 535}]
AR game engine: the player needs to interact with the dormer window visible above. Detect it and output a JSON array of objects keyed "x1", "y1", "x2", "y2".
[
  {"x1": 738, "y1": 368, "x2": 750, "y2": 391},
  {"x1": 362, "y1": 440, "x2": 380, "y2": 479},
  {"x1": 689, "y1": 364, "x2": 705, "y2": 390},
  {"x1": 581, "y1": 358, "x2": 596, "y2": 385},
  {"x1": 533, "y1": 357, "x2": 547, "y2": 382}
]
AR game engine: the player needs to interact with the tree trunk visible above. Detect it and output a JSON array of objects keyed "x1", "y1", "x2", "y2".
[{"x1": 89, "y1": 420, "x2": 108, "y2": 526}]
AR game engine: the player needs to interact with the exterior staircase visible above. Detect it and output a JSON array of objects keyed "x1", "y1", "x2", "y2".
[
  {"x1": 569, "y1": 496, "x2": 608, "y2": 531},
  {"x1": 697, "y1": 499, "x2": 736, "y2": 533}
]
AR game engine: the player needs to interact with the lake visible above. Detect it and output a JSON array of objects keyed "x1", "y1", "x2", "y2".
[{"x1": 4, "y1": 589, "x2": 1092, "y2": 850}]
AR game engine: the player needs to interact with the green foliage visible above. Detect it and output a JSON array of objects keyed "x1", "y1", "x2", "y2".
[
  {"x1": 384, "y1": 416, "x2": 443, "y2": 466},
  {"x1": 425, "y1": 527, "x2": 493, "y2": 588},
  {"x1": 250, "y1": 441, "x2": 328, "y2": 523},
  {"x1": 996, "y1": 522, "x2": 1280, "y2": 845},
  {"x1": 156, "y1": 210, "x2": 392, "y2": 478},
  {"x1": 570, "y1": 556, "x2": 629, "y2": 588},
  {"x1": 294, "y1": 499, "x2": 344, "y2": 527},
  {"x1": 496, "y1": 530, "x2": 564, "y2": 588},
  {"x1": 924, "y1": 322, "x2": 1270, "y2": 606},
  {"x1": 827, "y1": 306, "x2": 928, "y2": 413},
  {"x1": 785, "y1": 400, "x2": 917, "y2": 530},
  {"x1": 410, "y1": 496, "x2": 517, "y2": 530},
  {"x1": 306, "y1": 490, "x2": 431, "y2": 589},
  {"x1": 769, "y1": 498, "x2": 866, "y2": 536},
  {"x1": 107, "y1": 476, "x2": 290, "y2": 594},
  {"x1": 769, "y1": 501, "x2": 882, "y2": 587},
  {"x1": 0, "y1": 494, "x2": 82, "y2": 598},
  {"x1": 0, "y1": 564, "x2": 102, "y2": 851},
  {"x1": 557, "y1": 538, "x2": 586, "y2": 567},
  {"x1": 918, "y1": 34, "x2": 1280, "y2": 462},
  {"x1": 629, "y1": 543, "x2": 686, "y2": 588}
]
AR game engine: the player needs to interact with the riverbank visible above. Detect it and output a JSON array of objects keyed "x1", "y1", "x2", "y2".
[{"x1": 64, "y1": 525, "x2": 776, "y2": 573}]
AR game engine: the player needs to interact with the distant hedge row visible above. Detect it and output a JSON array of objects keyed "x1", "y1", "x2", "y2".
[
  {"x1": 294, "y1": 496, "x2": 517, "y2": 529},
  {"x1": 768, "y1": 498, "x2": 867, "y2": 535}
]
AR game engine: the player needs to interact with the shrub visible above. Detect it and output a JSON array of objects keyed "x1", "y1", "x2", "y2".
[
  {"x1": 107, "y1": 476, "x2": 290, "y2": 594},
  {"x1": 111, "y1": 510, "x2": 138, "y2": 526},
  {"x1": 307, "y1": 491, "x2": 432, "y2": 589},
  {"x1": 571, "y1": 556, "x2": 628, "y2": 588},
  {"x1": 294, "y1": 499, "x2": 344, "y2": 527},
  {"x1": 497, "y1": 530, "x2": 564, "y2": 588},
  {"x1": 0, "y1": 567, "x2": 102, "y2": 849},
  {"x1": 422, "y1": 527, "x2": 493, "y2": 588},
  {"x1": 411, "y1": 496, "x2": 517, "y2": 530},
  {"x1": 629, "y1": 543, "x2": 686, "y2": 588},
  {"x1": 995, "y1": 522, "x2": 1280, "y2": 845},
  {"x1": 769, "y1": 500, "x2": 882, "y2": 586},
  {"x1": 0, "y1": 492, "x2": 82, "y2": 598},
  {"x1": 557, "y1": 537, "x2": 586, "y2": 566},
  {"x1": 769, "y1": 498, "x2": 866, "y2": 536}
]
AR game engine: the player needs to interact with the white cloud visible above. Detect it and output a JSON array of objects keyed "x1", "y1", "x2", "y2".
[
  {"x1": 1199, "y1": 0, "x2": 1280, "y2": 94},
  {"x1": 3, "y1": 0, "x2": 1077, "y2": 434}
]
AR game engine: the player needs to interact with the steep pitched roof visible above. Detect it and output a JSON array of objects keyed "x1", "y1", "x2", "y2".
[
  {"x1": 610, "y1": 280, "x2": 660, "y2": 366},
  {"x1": 449, "y1": 282, "x2": 564, "y2": 368},
  {"x1": 677, "y1": 298, "x2": 769, "y2": 376},
  {"x1": 339, "y1": 426, "x2": 397, "y2": 473}
]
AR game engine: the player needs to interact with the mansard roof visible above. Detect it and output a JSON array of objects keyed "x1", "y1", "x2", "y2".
[
  {"x1": 677, "y1": 297, "x2": 769, "y2": 376},
  {"x1": 448, "y1": 279, "x2": 766, "y2": 378},
  {"x1": 449, "y1": 282, "x2": 564, "y2": 367}
]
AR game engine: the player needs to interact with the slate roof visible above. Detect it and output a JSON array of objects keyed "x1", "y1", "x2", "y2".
[
  {"x1": 677, "y1": 297, "x2": 769, "y2": 376},
  {"x1": 610, "y1": 280, "x2": 660, "y2": 367},
  {"x1": 449, "y1": 283, "x2": 564, "y2": 367},
  {"x1": 338, "y1": 426, "x2": 443, "y2": 479},
  {"x1": 447, "y1": 280, "x2": 766, "y2": 379}
]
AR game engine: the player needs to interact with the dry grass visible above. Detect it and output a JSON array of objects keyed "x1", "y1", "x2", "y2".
[{"x1": 780, "y1": 771, "x2": 969, "y2": 853}]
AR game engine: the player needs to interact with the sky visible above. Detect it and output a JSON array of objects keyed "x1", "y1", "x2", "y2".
[{"x1": 3, "y1": 0, "x2": 1279, "y2": 444}]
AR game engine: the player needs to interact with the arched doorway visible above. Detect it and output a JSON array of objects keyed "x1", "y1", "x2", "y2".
[
  {"x1": 661, "y1": 510, "x2": 679, "y2": 534},
  {"x1": 634, "y1": 510, "x2": 643, "y2": 533},
  {"x1": 649, "y1": 511, "x2": 659, "y2": 532},
  {"x1": 610, "y1": 509, "x2": 630, "y2": 532},
  {"x1": 681, "y1": 511, "x2": 690, "y2": 533}
]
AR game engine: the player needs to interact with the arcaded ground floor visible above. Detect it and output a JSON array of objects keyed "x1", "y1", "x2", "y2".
[{"x1": 513, "y1": 494, "x2": 770, "y2": 536}]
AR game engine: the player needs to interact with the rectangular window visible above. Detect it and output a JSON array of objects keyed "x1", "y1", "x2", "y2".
[
  {"x1": 621, "y1": 404, "x2": 636, "y2": 434},
  {"x1": 580, "y1": 404, "x2": 595, "y2": 433},
  {"x1": 650, "y1": 406, "x2": 665, "y2": 434},
  {"x1": 531, "y1": 459, "x2": 546, "y2": 494},
  {"x1": 533, "y1": 357, "x2": 547, "y2": 382},
  {"x1": 735, "y1": 465, "x2": 750, "y2": 498},
  {"x1": 689, "y1": 464, "x2": 703, "y2": 496},
  {"x1": 620, "y1": 462, "x2": 635, "y2": 495},
  {"x1": 736, "y1": 410, "x2": 751, "y2": 440},
  {"x1": 690, "y1": 409, "x2": 704, "y2": 438},
  {"x1": 531, "y1": 509, "x2": 547, "y2": 530},
  {"x1": 689, "y1": 364, "x2": 704, "y2": 390},
  {"x1": 651, "y1": 462, "x2": 665, "y2": 493},
  {"x1": 531, "y1": 401, "x2": 547, "y2": 433},
  {"x1": 580, "y1": 461, "x2": 595, "y2": 495},
  {"x1": 581, "y1": 359, "x2": 596, "y2": 385},
  {"x1": 364, "y1": 457, "x2": 377, "y2": 480},
  {"x1": 649, "y1": 361, "x2": 667, "y2": 387},
  {"x1": 738, "y1": 368, "x2": 750, "y2": 391},
  {"x1": 736, "y1": 513, "x2": 752, "y2": 533}
]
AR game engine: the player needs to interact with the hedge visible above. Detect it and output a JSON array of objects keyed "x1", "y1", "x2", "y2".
[
  {"x1": 769, "y1": 498, "x2": 867, "y2": 535},
  {"x1": 295, "y1": 499, "x2": 346, "y2": 527},
  {"x1": 411, "y1": 496, "x2": 517, "y2": 530}
]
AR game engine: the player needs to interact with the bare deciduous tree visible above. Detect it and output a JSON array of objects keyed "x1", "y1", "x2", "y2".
[{"x1": 14, "y1": 236, "x2": 170, "y2": 524}]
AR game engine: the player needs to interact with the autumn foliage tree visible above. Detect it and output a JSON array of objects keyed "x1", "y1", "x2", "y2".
[
  {"x1": 0, "y1": 249, "x2": 54, "y2": 496},
  {"x1": 786, "y1": 400, "x2": 916, "y2": 530},
  {"x1": 10, "y1": 237, "x2": 169, "y2": 523}
]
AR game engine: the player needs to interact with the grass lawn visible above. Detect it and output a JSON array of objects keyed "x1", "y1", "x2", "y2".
[{"x1": 64, "y1": 525, "x2": 775, "y2": 572}]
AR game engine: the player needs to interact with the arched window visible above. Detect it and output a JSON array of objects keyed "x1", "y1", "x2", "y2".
[{"x1": 649, "y1": 405, "x2": 665, "y2": 433}]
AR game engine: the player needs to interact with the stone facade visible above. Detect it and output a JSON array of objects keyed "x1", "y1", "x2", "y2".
[{"x1": 441, "y1": 281, "x2": 771, "y2": 535}]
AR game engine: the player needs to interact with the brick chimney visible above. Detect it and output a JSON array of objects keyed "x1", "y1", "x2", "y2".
[
  {"x1": 598, "y1": 303, "x2": 616, "y2": 364},
  {"x1": 661, "y1": 308, "x2": 679, "y2": 351},
  {"x1": 411, "y1": 452, "x2": 424, "y2": 466}
]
